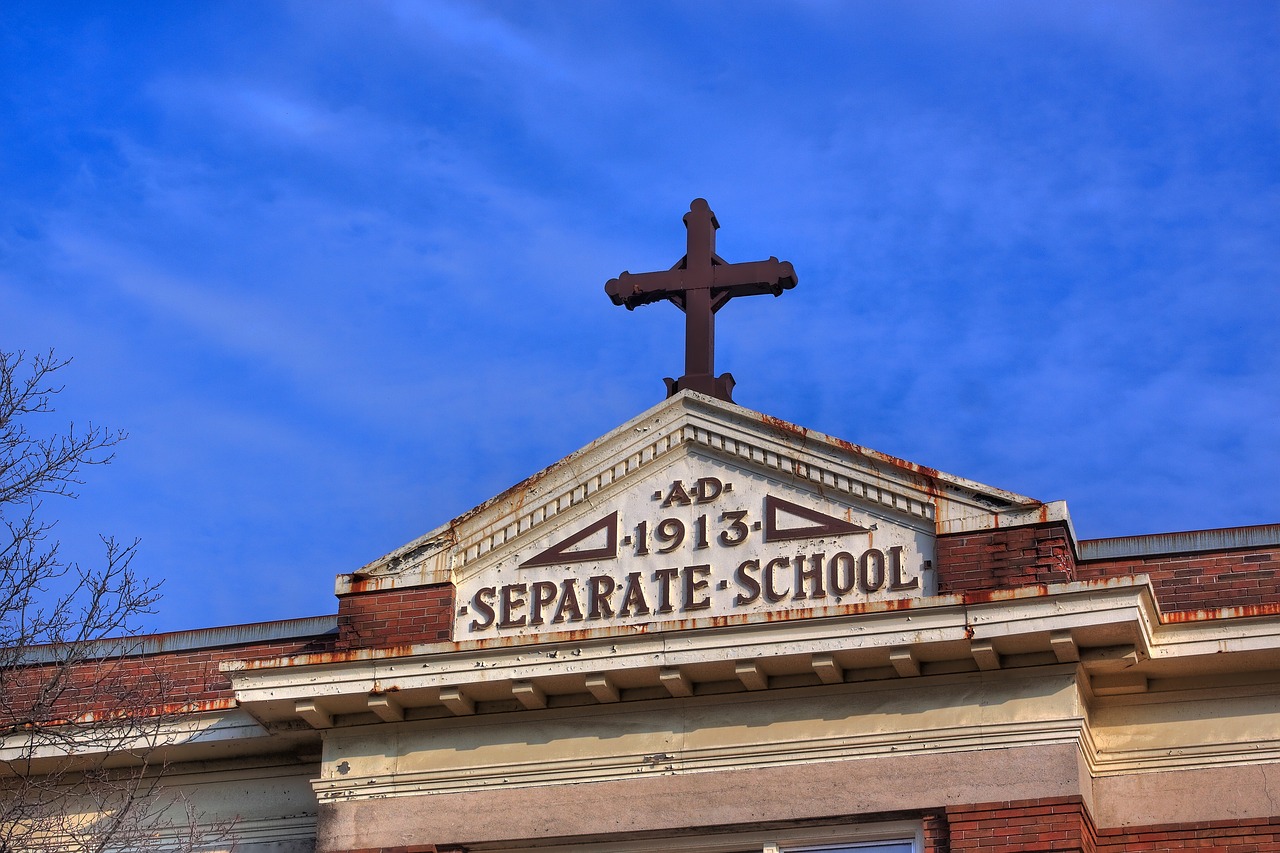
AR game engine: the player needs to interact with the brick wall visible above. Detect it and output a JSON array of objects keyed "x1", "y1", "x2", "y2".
[
  {"x1": 942, "y1": 797, "x2": 1096, "y2": 853},
  {"x1": 336, "y1": 584, "x2": 454, "y2": 651},
  {"x1": 0, "y1": 631, "x2": 335, "y2": 725},
  {"x1": 922, "y1": 811, "x2": 950, "y2": 852},
  {"x1": 925, "y1": 800, "x2": 1280, "y2": 852},
  {"x1": 1078, "y1": 545, "x2": 1279, "y2": 614},
  {"x1": 2, "y1": 581, "x2": 457, "y2": 728},
  {"x1": 936, "y1": 523, "x2": 1077, "y2": 594},
  {"x1": 936, "y1": 525, "x2": 1279, "y2": 616},
  {"x1": 1096, "y1": 817, "x2": 1280, "y2": 850}
]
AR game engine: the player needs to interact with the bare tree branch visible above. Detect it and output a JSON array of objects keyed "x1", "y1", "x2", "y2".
[{"x1": 0, "y1": 350, "x2": 232, "y2": 853}]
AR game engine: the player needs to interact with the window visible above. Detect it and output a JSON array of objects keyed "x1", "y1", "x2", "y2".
[
  {"x1": 780, "y1": 843, "x2": 915, "y2": 853},
  {"x1": 499, "y1": 822, "x2": 921, "y2": 853}
]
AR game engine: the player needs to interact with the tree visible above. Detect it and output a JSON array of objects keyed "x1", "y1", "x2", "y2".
[{"x1": 0, "y1": 350, "x2": 224, "y2": 852}]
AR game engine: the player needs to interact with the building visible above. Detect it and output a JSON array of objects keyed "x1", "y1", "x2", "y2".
[
  {"x1": 5, "y1": 390, "x2": 1279, "y2": 852},
  {"x1": 5, "y1": 203, "x2": 1279, "y2": 852}
]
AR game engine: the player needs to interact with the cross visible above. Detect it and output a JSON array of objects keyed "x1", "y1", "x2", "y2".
[{"x1": 605, "y1": 198, "x2": 797, "y2": 402}]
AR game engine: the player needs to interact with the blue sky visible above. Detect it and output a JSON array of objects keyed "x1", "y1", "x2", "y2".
[{"x1": 2, "y1": 1, "x2": 1276, "y2": 633}]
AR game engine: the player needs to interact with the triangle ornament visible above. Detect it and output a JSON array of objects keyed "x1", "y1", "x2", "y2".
[
  {"x1": 763, "y1": 496, "x2": 871, "y2": 543},
  {"x1": 519, "y1": 511, "x2": 619, "y2": 569}
]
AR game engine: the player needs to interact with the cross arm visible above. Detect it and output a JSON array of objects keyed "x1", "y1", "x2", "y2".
[
  {"x1": 605, "y1": 269, "x2": 687, "y2": 310},
  {"x1": 710, "y1": 257, "x2": 797, "y2": 294}
]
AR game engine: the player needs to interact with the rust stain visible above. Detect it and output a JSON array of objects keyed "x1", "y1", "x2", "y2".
[
  {"x1": 449, "y1": 456, "x2": 558, "y2": 531},
  {"x1": 232, "y1": 597, "x2": 948, "y2": 669},
  {"x1": 346, "y1": 576, "x2": 377, "y2": 595},
  {"x1": 859, "y1": 444, "x2": 941, "y2": 482},
  {"x1": 1160, "y1": 603, "x2": 1280, "y2": 623},
  {"x1": 952, "y1": 576, "x2": 1145, "y2": 606},
  {"x1": 232, "y1": 643, "x2": 422, "y2": 669},
  {"x1": 229, "y1": 576, "x2": 1256, "y2": 672},
  {"x1": 760, "y1": 413, "x2": 809, "y2": 443},
  {"x1": 761, "y1": 414, "x2": 951, "y2": 502},
  {"x1": 828, "y1": 433, "x2": 945, "y2": 495},
  {"x1": 75, "y1": 697, "x2": 239, "y2": 725}
]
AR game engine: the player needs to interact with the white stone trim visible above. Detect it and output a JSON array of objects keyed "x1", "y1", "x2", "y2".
[{"x1": 229, "y1": 580, "x2": 1158, "y2": 711}]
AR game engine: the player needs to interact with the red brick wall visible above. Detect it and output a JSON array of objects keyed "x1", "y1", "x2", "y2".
[
  {"x1": 1096, "y1": 817, "x2": 1280, "y2": 850},
  {"x1": 5, "y1": 581, "x2": 459, "y2": 727},
  {"x1": 936, "y1": 524, "x2": 1077, "y2": 595},
  {"x1": 942, "y1": 797, "x2": 1096, "y2": 853},
  {"x1": 936, "y1": 525, "x2": 1279, "y2": 616},
  {"x1": 926, "y1": 800, "x2": 1280, "y2": 852},
  {"x1": 922, "y1": 811, "x2": 950, "y2": 852},
  {"x1": 336, "y1": 584, "x2": 454, "y2": 651},
  {"x1": 0, "y1": 631, "x2": 336, "y2": 725},
  {"x1": 1078, "y1": 546, "x2": 1279, "y2": 614}
]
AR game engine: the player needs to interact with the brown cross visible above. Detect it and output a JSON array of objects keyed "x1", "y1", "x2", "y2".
[{"x1": 605, "y1": 198, "x2": 797, "y2": 402}]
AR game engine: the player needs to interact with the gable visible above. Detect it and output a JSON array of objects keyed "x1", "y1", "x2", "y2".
[
  {"x1": 456, "y1": 446, "x2": 936, "y2": 640},
  {"x1": 341, "y1": 391, "x2": 1046, "y2": 644}
]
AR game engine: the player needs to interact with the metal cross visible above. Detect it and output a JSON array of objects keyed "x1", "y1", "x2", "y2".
[{"x1": 605, "y1": 198, "x2": 797, "y2": 402}]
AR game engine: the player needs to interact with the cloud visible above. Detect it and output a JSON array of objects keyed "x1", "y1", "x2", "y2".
[
  {"x1": 3, "y1": 0, "x2": 1276, "y2": 629},
  {"x1": 384, "y1": 0, "x2": 575, "y2": 84}
]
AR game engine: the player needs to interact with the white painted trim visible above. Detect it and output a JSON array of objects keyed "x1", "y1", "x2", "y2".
[
  {"x1": 312, "y1": 712, "x2": 1083, "y2": 801},
  {"x1": 0, "y1": 706, "x2": 270, "y2": 764}
]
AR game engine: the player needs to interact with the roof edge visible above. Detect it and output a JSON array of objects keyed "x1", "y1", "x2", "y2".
[
  {"x1": 10, "y1": 614, "x2": 338, "y2": 665},
  {"x1": 1079, "y1": 523, "x2": 1280, "y2": 561}
]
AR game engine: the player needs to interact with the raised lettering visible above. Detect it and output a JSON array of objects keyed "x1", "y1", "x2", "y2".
[
  {"x1": 794, "y1": 553, "x2": 826, "y2": 600},
  {"x1": 652, "y1": 567, "x2": 680, "y2": 614},
  {"x1": 693, "y1": 514, "x2": 709, "y2": 550},
  {"x1": 764, "y1": 557, "x2": 790, "y2": 603},
  {"x1": 469, "y1": 587, "x2": 496, "y2": 631},
  {"x1": 655, "y1": 518, "x2": 686, "y2": 553},
  {"x1": 692, "y1": 477, "x2": 723, "y2": 503},
  {"x1": 828, "y1": 551, "x2": 856, "y2": 595},
  {"x1": 860, "y1": 548, "x2": 886, "y2": 592},
  {"x1": 661, "y1": 480, "x2": 692, "y2": 508},
  {"x1": 618, "y1": 571, "x2": 651, "y2": 617},
  {"x1": 888, "y1": 545, "x2": 919, "y2": 591},
  {"x1": 551, "y1": 578, "x2": 584, "y2": 623},
  {"x1": 681, "y1": 564, "x2": 712, "y2": 611},
  {"x1": 634, "y1": 520, "x2": 649, "y2": 556},
  {"x1": 529, "y1": 581, "x2": 558, "y2": 626},
  {"x1": 498, "y1": 583, "x2": 528, "y2": 629},
  {"x1": 718, "y1": 510, "x2": 749, "y2": 547},
  {"x1": 587, "y1": 575, "x2": 617, "y2": 619},
  {"x1": 733, "y1": 559, "x2": 761, "y2": 605}
]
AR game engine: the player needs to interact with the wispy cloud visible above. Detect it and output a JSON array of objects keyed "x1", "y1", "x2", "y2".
[{"x1": 2, "y1": 0, "x2": 1275, "y2": 630}]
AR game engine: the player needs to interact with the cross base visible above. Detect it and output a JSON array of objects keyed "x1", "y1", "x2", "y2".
[{"x1": 664, "y1": 372, "x2": 736, "y2": 402}]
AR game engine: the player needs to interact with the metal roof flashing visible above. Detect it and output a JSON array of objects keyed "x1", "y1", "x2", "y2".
[{"x1": 1080, "y1": 523, "x2": 1280, "y2": 561}]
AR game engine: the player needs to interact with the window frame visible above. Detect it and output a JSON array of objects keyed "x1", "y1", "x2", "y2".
[{"x1": 489, "y1": 821, "x2": 922, "y2": 853}]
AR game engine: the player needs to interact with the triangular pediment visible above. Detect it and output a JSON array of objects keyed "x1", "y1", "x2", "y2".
[{"x1": 344, "y1": 392, "x2": 1047, "y2": 642}]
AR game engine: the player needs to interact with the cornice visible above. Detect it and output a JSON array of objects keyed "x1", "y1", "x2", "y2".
[{"x1": 229, "y1": 579, "x2": 1158, "y2": 725}]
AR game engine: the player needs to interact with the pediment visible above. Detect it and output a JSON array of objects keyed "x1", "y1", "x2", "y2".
[{"x1": 342, "y1": 392, "x2": 1045, "y2": 642}]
